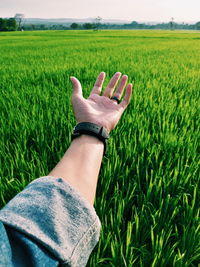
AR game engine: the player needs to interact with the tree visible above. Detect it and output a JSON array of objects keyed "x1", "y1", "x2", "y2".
[
  {"x1": 130, "y1": 21, "x2": 138, "y2": 28},
  {"x1": 70, "y1": 23, "x2": 79, "y2": 30},
  {"x1": 0, "y1": 18, "x2": 17, "y2": 31},
  {"x1": 6, "y1": 18, "x2": 17, "y2": 31},
  {"x1": 93, "y1": 16, "x2": 102, "y2": 31},
  {"x1": 0, "y1": 18, "x2": 6, "y2": 31},
  {"x1": 14, "y1": 13, "x2": 24, "y2": 30},
  {"x1": 170, "y1": 17, "x2": 174, "y2": 30},
  {"x1": 39, "y1": 24, "x2": 46, "y2": 30},
  {"x1": 83, "y1": 23, "x2": 94, "y2": 30},
  {"x1": 195, "y1": 22, "x2": 200, "y2": 30}
]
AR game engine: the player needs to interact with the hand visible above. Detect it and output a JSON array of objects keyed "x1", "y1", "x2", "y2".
[{"x1": 70, "y1": 72, "x2": 132, "y2": 133}]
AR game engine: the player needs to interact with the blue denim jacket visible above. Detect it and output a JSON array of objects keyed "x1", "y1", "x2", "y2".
[{"x1": 0, "y1": 177, "x2": 101, "y2": 266}]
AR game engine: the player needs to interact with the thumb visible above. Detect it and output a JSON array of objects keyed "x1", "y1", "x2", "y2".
[{"x1": 70, "y1": 76, "x2": 83, "y2": 97}]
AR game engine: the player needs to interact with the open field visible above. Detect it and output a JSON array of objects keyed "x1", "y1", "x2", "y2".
[{"x1": 0, "y1": 30, "x2": 199, "y2": 266}]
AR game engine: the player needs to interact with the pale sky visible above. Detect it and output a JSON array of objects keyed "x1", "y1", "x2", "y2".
[{"x1": 0, "y1": 0, "x2": 199, "y2": 22}]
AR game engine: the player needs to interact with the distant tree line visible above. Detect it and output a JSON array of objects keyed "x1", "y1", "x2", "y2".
[
  {"x1": 69, "y1": 21, "x2": 200, "y2": 31},
  {"x1": 70, "y1": 22, "x2": 100, "y2": 30},
  {"x1": 1, "y1": 17, "x2": 200, "y2": 32},
  {"x1": 125, "y1": 21, "x2": 200, "y2": 30},
  {"x1": 22, "y1": 24, "x2": 70, "y2": 31},
  {"x1": 14, "y1": 22, "x2": 101, "y2": 31}
]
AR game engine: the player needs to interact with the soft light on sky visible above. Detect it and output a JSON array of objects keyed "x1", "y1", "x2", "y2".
[{"x1": 0, "y1": 0, "x2": 199, "y2": 22}]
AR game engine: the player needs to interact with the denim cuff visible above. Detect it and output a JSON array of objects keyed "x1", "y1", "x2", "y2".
[{"x1": 0, "y1": 176, "x2": 101, "y2": 266}]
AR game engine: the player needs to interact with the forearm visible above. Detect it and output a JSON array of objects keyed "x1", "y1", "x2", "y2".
[
  {"x1": 49, "y1": 72, "x2": 131, "y2": 205},
  {"x1": 49, "y1": 135, "x2": 104, "y2": 205}
]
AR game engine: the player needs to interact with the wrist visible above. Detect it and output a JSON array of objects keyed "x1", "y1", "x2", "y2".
[{"x1": 71, "y1": 134, "x2": 104, "y2": 146}]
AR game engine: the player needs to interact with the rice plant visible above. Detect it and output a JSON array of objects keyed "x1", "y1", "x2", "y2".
[{"x1": 0, "y1": 30, "x2": 199, "y2": 266}]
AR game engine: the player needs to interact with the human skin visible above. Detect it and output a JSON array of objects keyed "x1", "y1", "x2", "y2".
[{"x1": 49, "y1": 72, "x2": 132, "y2": 205}]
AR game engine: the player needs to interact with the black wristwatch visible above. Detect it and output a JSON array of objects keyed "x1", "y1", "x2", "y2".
[{"x1": 72, "y1": 122, "x2": 110, "y2": 156}]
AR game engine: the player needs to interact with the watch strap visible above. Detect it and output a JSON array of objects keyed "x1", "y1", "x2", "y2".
[{"x1": 72, "y1": 122, "x2": 109, "y2": 156}]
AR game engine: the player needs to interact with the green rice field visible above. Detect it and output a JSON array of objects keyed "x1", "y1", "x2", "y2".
[{"x1": 0, "y1": 30, "x2": 200, "y2": 266}]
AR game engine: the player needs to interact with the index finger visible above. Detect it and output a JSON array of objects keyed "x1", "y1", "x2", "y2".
[{"x1": 90, "y1": 72, "x2": 106, "y2": 96}]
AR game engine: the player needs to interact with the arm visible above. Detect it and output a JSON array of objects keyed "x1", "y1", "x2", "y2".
[
  {"x1": 49, "y1": 72, "x2": 132, "y2": 205},
  {"x1": 0, "y1": 71, "x2": 132, "y2": 266}
]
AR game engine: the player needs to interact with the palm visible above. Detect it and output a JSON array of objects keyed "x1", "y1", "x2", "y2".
[
  {"x1": 71, "y1": 72, "x2": 132, "y2": 133},
  {"x1": 73, "y1": 94, "x2": 122, "y2": 132}
]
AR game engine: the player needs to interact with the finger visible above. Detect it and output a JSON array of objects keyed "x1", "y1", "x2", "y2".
[
  {"x1": 103, "y1": 72, "x2": 121, "y2": 97},
  {"x1": 70, "y1": 77, "x2": 83, "y2": 97},
  {"x1": 90, "y1": 72, "x2": 105, "y2": 96},
  {"x1": 119, "y1": 83, "x2": 132, "y2": 110},
  {"x1": 112, "y1": 75, "x2": 128, "y2": 100}
]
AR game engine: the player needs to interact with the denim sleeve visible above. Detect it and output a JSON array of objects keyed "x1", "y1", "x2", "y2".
[{"x1": 0, "y1": 176, "x2": 101, "y2": 266}]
